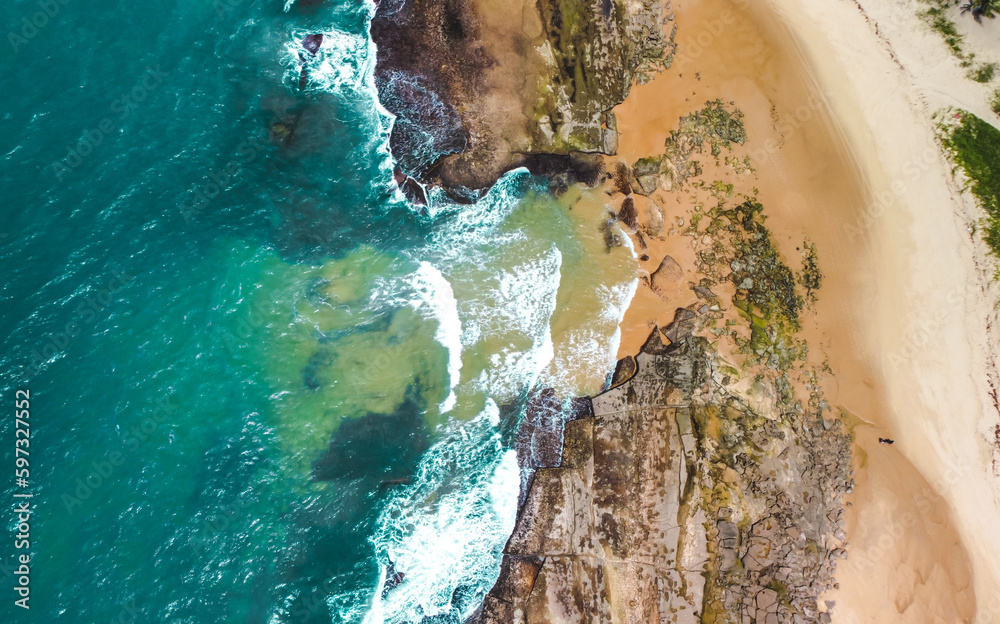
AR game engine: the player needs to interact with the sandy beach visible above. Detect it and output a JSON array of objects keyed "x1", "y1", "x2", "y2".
[{"x1": 611, "y1": 0, "x2": 1000, "y2": 620}]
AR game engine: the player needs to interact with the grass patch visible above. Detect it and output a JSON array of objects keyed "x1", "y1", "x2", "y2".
[
  {"x1": 918, "y1": 0, "x2": 1000, "y2": 75},
  {"x1": 941, "y1": 111, "x2": 1000, "y2": 255},
  {"x1": 970, "y1": 62, "x2": 997, "y2": 83},
  {"x1": 991, "y1": 89, "x2": 1000, "y2": 116},
  {"x1": 920, "y1": 2, "x2": 967, "y2": 60}
]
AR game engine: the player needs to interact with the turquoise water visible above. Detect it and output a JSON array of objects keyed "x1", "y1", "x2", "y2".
[{"x1": 0, "y1": 1, "x2": 636, "y2": 622}]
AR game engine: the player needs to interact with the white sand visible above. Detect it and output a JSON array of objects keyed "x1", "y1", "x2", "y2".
[{"x1": 759, "y1": 0, "x2": 1000, "y2": 620}]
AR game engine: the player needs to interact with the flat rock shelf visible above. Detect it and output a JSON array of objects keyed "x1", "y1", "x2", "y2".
[{"x1": 471, "y1": 335, "x2": 852, "y2": 624}]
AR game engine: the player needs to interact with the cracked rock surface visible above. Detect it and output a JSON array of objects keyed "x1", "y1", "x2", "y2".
[{"x1": 470, "y1": 335, "x2": 851, "y2": 624}]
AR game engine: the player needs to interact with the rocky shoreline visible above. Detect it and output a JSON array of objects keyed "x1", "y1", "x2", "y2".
[
  {"x1": 370, "y1": 0, "x2": 675, "y2": 199},
  {"x1": 369, "y1": 0, "x2": 858, "y2": 621},
  {"x1": 471, "y1": 327, "x2": 852, "y2": 624}
]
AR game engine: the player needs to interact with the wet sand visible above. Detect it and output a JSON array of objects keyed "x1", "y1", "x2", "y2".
[{"x1": 611, "y1": 0, "x2": 1000, "y2": 619}]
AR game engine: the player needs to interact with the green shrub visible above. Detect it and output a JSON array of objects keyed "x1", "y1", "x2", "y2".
[
  {"x1": 942, "y1": 112, "x2": 1000, "y2": 256},
  {"x1": 970, "y1": 63, "x2": 997, "y2": 83}
]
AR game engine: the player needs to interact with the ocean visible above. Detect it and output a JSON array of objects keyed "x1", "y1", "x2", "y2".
[{"x1": 0, "y1": 0, "x2": 636, "y2": 622}]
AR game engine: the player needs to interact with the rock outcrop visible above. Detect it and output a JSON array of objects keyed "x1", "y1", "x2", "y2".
[
  {"x1": 370, "y1": 0, "x2": 676, "y2": 198},
  {"x1": 471, "y1": 334, "x2": 852, "y2": 624}
]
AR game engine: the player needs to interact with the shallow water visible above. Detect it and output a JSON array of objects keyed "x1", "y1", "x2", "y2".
[{"x1": 0, "y1": 1, "x2": 634, "y2": 622}]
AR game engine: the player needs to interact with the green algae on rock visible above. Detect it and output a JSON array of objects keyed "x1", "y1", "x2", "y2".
[
  {"x1": 798, "y1": 240, "x2": 822, "y2": 303},
  {"x1": 688, "y1": 196, "x2": 812, "y2": 372},
  {"x1": 529, "y1": 0, "x2": 677, "y2": 154},
  {"x1": 632, "y1": 99, "x2": 748, "y2": 193}
]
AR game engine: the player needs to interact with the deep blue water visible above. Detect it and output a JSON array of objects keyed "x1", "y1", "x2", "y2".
[{"x1": 0, "y1": 1, "x2": 636, "y2": 622}]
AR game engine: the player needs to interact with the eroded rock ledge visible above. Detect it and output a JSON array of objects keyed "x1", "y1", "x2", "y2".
[
  {"x1": 370, "y1": 0, "x2": 676, "y2": 199},
  {"x1": 471, "y1": 334, "x2": 852, "y2": 624}
]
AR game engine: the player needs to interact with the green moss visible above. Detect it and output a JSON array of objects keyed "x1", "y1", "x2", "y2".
[
  {"x1": 798, "y1": 240, "x2": 822, "y2": 302},
  {"x1": 709, "y1": 180, "x2": 735, "y2": 199},
  {"x1": 528, "y1": 0, "x2": 676, "y2": 153},
  {"x1": 632, "y1": 155, "x2": 663, "y2": 177},
  {"x1": 941, "y1": 111, "x2": 1000, "y2": 256},
  {"x1": 725, "y1": 201, "x2": 801, "y2": 323},
  {"x1": 696, "y1": 198, "x2": 810, "y2": 370},
  {"x1": 662, "y1": 100, "x2": 746, "y2": 185},
  {"x1": 725, "y1": 154, "x2": 754, "y2": 174},
  {"x1": 767, "y1": 579, "x2": 789, "y2": 600}
]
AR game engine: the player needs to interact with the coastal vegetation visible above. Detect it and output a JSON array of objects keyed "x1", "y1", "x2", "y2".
[
  {"x1": 970, "y1": 62, "x2": 997, "y2": 83},
  {"x1": 939, "y1": 110, "x2": 1000, "y2": 256},
  {"x1": 921, "y1": 0, "x2": 967, "y2": 59},
  {"x1": 919, "y1": 0, "x2": 998, "y2": 80},
  {"x1": 961, "y1": 0, "x2": 1000, "y2": 22}
]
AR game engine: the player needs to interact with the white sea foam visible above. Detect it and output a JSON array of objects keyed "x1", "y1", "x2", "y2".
[
  {"x1": 284, "y1": 28, "x2": 375, "y2": 99},
  {"x1": 364, "y1": 401, "x2": 520, "y2": 624},
  {"x1": 347, "y1": 176, "x2": 567, "y2": 622},
  {"x1": 408, "y1": 262, "x2": 463, "y2": 413},
  {"x1": 541, "y1": 218, "x2": 639, "y2": 396},
  {"x1": 422, "y1": 168, "x2": 534, "y2": 237},
  {"x1": 595, "y1": 277, "x2": 640, "y2": 366},
  {"x1": 301, "y1": 29, "x2": 636, "y2": 614},
  {"x1": 460, "y1": 248, "x2": 561, "y2": 403}
]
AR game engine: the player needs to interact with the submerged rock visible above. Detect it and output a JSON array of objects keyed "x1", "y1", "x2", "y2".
[{"x1": 311, "y1": 392, "x2": 429, "y2": 483}]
